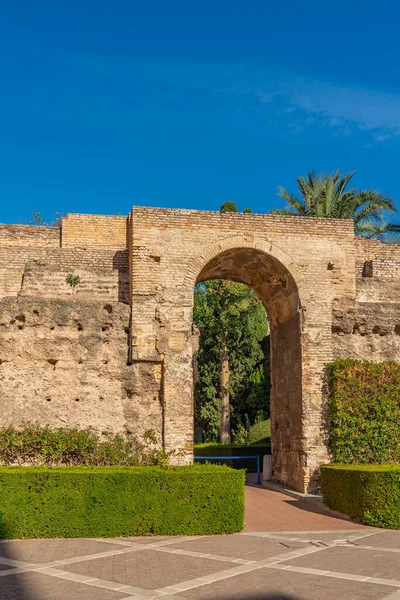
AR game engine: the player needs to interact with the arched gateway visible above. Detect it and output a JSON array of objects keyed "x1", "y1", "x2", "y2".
[
  {"x1": 1, "y1": 207, "x2": 400, "y2": 493},
  {"x1": 130, "y1": 207, "x2": 357, "y2": 493}
]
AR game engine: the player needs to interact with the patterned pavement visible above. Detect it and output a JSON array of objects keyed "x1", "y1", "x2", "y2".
[
  {"x1": 1, "y1": 528, "x2": 400, "y2": 599},
  {"x1": 0, "y1": 482, "x2": 398, "y2": 599}
]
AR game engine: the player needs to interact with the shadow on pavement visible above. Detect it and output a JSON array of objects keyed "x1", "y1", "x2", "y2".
[
  {"x1": 0, "y1": 538, "x2": 34, "y2": 600},
  {"x1": 283, "y1": 498, "x2": 357, "y2": 523}
]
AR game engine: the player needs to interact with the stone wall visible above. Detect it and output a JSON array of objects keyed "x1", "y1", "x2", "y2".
[
  {"x1": 61, "y1": 214, "x2": 128, "y2": 249},
  {"x1": 0, "y1": 224, "x2": 60, "y2": 247},
  {"x1": 0, "y1": 216, "x2": 163, "y2": 440},
  {"x1": 1, "y1": 208, "x2": 400, "y2": 493}
]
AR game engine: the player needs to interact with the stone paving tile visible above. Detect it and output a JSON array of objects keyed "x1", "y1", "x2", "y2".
[
  {"x1": 60, "y1": 548, "x2": 228, "y2": 589},
  {"x1": 285, "y1": 546, "x2": 400, "y2": 580},
  {"x1": 174, "y1": 568, "x2": 396, "y2": 599},
  {"x1": 166, "y1": 535, "x2": 307, "y2": 561},
  {"x1": 0, "y1": 539, "x2": 124, "y2": 564},
  {"x1": 254, "y1": 531, "x2": 375, "y2": 543},
  {"x1": 0, "y1": 571, "x2": 133, "y2": 600},
  {"x1": 352, "y1": 531, "x2": 400, "y2": 549},
  {"x1": 119, "y1": 536, "x2": 185, "y2": 545}
]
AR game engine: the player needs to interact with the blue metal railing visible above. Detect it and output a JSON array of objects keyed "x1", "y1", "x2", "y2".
[{"x1": 194, "y1": 455, "x2": 261, "y2": 485}]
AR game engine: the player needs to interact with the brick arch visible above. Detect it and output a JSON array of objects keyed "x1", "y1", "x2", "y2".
[
  {"x1": 183, "y1": 234, "x2": 309, "y2": 307},
  {"x1": 185, "y1": 236, "x2": 308, "y2": 490}
]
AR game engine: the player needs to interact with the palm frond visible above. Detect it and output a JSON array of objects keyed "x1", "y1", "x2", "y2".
[
  {"x1": 336, "y1": 171, "x2": 356, "y2": 200},
  {"x1": 269, "y1": 208, "x2": 299, "y2": 215},
  {"x1": 353, "y1": 190, "x2": 396, "y2": 217},
  {"x1": 276, "y1": 187, "x2": 308, "y2": 215},
  {"x1": 273, "y1": 171, "x2": 398, "y2": 238},
  {"x1": 356, "y1": 219, "x2": 400, "y2": 243}
]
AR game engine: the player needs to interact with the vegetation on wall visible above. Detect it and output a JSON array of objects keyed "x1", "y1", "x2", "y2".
[
  {"x1": 0, "y1": 422, "x2": 170, "y2": 467},
  {"x1": 321, "y1": 464, "x2": 400, "y2": 529},
  {"x1": 327, "y1": 359, "x2": 400, "y2": 464},
  {"x1": 65, "y1": 273, "x2": 81, "y2": 287},
  {"x1": 0, "y1": 465, "x2": 245, "y2": 538},
  {"x1": 20, "y1": 211, "x2": 66, "y2": 227}
]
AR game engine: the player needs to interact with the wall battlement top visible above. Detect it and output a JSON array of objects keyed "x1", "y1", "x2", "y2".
[
  {"x1": 0, "y1": 224, "x2": 60, "y2": 248},
  {"x1": 130, "y1": 205, "x2": 355, "y2": 239}
]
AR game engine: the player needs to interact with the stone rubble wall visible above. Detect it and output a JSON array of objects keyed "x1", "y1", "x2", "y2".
[{"x1": 0, "y1": 216, "x2": 162, "y2": 440}]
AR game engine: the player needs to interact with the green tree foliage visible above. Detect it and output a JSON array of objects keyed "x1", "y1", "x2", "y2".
[
  {"x1": 271, "y1": 170, "x2": 400, "y2": 242},
  {"x1": 193, "y1": 280, "x2": 269, "y2": 442},
  {"x1": 220, "y1": 201, "x2": 238, "y2": 213},
  {"x1": 243, "y1": 207, "x2": 253, "y2": 213}
]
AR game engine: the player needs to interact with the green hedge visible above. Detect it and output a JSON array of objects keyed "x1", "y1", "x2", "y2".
[
  {"x1": 0, "y1": 465, "x2": 245, "y2": 539},
  {"x1": 321, "y1": 464, "x2": 400, "y2": 529},
  {"x1": 327, "y1": 359, "x2": 400, "y2": 463},
  {"x1": 194, "y1": 443, "x2": 270, "y2": 472}
]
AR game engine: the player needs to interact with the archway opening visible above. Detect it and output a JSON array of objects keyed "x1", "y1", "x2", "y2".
[{"x1": 193, "y1": 247, "x2": 303, "y2": 490}]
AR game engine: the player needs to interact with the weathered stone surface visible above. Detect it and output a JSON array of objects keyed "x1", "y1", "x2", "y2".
[
  {"x1": 1, "y1": 208, "x2": 400, "y2": 492},
  {"x1": 0, "y1": 297, "x2": 161, "y2": 437}
]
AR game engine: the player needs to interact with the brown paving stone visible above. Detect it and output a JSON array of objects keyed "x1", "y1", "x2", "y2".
[
  {"x1": 244, "y1": 485, "x2": 366, "y2": 532},
  {"x1": 60, "y1": 548, "x2": 227, "y2": 589},
  {"x1": 352, "y1": 531, "x2": 400, "y2": 549},
  {"x1": 0, "y1": 539, "x2": 122, "y2": 564},
  {"x1": 286, "y1": 546, "x2": 400, "y2": 580},
  {"x1": 118, "y1": 536, "x2": 186, "y2": 545},
  {"x1": 166, "y1": 535, "x2": 307, "y2": 561},
  {"x1": 261, "y1": 531, "x2": 374, "y2": 543},
  {"x1": 175, "y1": 568, "x2": 396, "y2": 600},
  {"x1": 0, "y1": 571, "x2": 131, "y2": 600}
]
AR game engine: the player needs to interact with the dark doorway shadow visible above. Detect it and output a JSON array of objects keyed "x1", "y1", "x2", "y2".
[{"x1": 113, "y1": 250, "x2": 129, "y2": 303}]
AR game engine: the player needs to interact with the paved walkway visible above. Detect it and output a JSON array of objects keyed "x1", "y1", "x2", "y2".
[
  {"x1": 0, "y1": 484, "x2": 398, "y2": 599},
  {"x1": 244, "y1": 478, "x2": 366, "y2": 532},
  {"x1": 1, "y1": 528, "x2": 400, "y2": 599}
]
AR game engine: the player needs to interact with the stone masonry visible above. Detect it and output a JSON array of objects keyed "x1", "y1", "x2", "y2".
[{"x1": 1, "y1": 208, "x2": 400, "y2": 492}]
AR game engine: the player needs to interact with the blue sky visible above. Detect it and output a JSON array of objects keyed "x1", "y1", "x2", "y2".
[{"x1": 1, "y1": 0, "x2": 400, "y2": 223}]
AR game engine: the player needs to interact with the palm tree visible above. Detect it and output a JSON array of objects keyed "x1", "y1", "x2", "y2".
[{"x1": 271, "y1": 171, "x2": 400, "y2": 242}]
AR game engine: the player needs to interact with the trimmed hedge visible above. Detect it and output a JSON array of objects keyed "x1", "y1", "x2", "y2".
[
  {"x1": 321, "y1": 464, "x2": 400, "y2": 529},
  {"x1": 0, "y1": 465, "x2": 245, "y2": 539},
  {"x1": 194, "y1": 443, "x2": 270, "y2": 472},
  {"x1": 327, "y1": 359, "x2": 400, "y2": 463}
]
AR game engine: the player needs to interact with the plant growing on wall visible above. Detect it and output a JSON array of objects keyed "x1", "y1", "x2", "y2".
[{"x1": 66, "y1": 273, "x2": 81, "y2": 288}]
